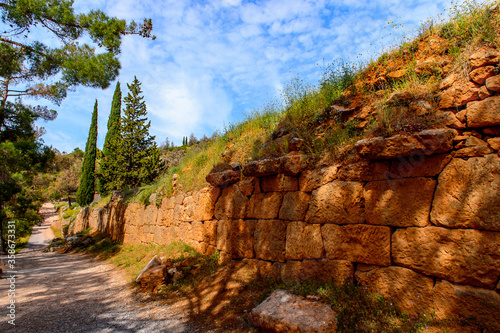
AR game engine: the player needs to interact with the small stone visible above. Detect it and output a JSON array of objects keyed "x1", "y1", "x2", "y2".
[{"x1": 479, "y1": 85, "x2": 491, "y2": 99}]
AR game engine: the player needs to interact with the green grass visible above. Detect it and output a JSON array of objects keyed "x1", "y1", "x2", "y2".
[{"x1": 123, "y1": 0, "x2": 497, "y2": 204}]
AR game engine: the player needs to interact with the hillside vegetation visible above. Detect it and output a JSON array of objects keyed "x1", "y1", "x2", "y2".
[{"x1": 128, "y1": 0, "x2": 499, "y2": 204}]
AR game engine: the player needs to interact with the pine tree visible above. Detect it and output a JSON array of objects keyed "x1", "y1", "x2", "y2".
[
  {"x1": 119, "y1": 77, "x2": 162, "y2": 187},
  {"x1": 97, "y1": 82, "x2": 122, "y2": 194},
  {"x1": 76, "y1": 100, "x2": 98, "y2": 206}
]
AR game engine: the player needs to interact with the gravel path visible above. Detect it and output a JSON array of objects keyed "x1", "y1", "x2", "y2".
[{"x1": 0, "y1": 203, "x2": 196, "y2": 333}]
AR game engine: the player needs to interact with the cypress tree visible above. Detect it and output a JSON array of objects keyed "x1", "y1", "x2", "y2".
[
  {"x1": 120, "y1": 77, "x2": 162, "y2": 187},
  {"x1": 97, "y1": 82, "x2": 122, "y2": 194},
  {"x1": 76, "y1": 100, "x2": 98, "y2": 206}
]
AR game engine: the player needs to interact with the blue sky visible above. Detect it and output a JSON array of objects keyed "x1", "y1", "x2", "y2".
[{"x1": 32, "y1": 0, "x2": 459, "y2": 152}]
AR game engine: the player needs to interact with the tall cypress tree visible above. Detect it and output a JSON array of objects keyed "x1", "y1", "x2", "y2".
[
  {"x1": 120, "y1": 77, "x2": 162, "y2": 187},
  {"x1": 76, "y1": 100, "x2": 98, "y2": 206},
  {"x1": 97, "y1": 82, "x2": 122, "y2": 194}
]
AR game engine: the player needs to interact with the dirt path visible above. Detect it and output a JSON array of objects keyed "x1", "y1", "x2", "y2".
[{"x1": 0, "y1": 203, "x2": 197, "y2": 333}]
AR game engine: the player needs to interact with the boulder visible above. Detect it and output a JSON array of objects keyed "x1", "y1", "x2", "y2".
[
  {"x1": 392, "y1": 227, "x2": 500, "y2": 289},
  {"x1": 337, "y1": 160, "x2": 390, "y2": 181},
  {"x1": 487, "y1": 137, "x2": 500, "y2": 150},
  {"x1": 431, "y1": 155, "x2": 500, "y2": 231},
  {"x1": 355, "y1": 265, "x2": 434, "y2": 318},
  {"x1": 305, "y1": 181, "x2": 364, "y2": 224},
  {"x1": 322, "y1": 224, "x2": 391, "y2": 266},
  {"x1": 387, "y1": 154, "x2": 452, "y2": 178},
  {"x1": 193, "y1": 186, "x2": 220, "y2": 221},
  {"x1": 364, "y1": 177, "x2": 436, "y2": 227},
  {"x1": 249, "y1": 289, "x2": 337, "y2": 333},
  {"x1": 354, "y1": 129, "x2": 456, "y2": 159},
  {"x1": 466, "y1": 96, "x2": 500, "y2": 127},
  {"x1": 280, "y1": 260, "x2": 354, "y2": 285},
  {"x1": 285, "y1": 222, "x2": 323, "y2": 260}
]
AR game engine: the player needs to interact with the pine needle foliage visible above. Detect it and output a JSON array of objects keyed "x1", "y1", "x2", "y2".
[
  {"x1": 98, "y1": 82, "x2": 122, "y2": 194},
  {"x1": 76, "y1": 100, "x2": 98, "y2": 206},
  {"x1": 119, "y1": 77, "x2": 162, "y2": 188}
]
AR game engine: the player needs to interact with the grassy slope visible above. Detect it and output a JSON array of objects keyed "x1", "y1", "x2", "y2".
[{"x1": 125, "y1": 0, "x2": 499, "y2": 205}]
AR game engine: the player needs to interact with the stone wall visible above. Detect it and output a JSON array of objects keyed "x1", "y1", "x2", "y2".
[{"x1": 73, "y1": 47, "x2": 500, "y2": 329}]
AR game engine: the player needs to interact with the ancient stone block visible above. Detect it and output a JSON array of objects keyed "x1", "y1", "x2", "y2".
[
  {"x1": 485, "y1": 74, "x2": 500, "y2": 92},
  {"x1": 254, "y1": 220, "x2": 287, "y2": 262},
  {"x1": 214, "y1": 184, "x2": 248, "y2": 220},
  {"x1": 279, "y1": 192, "x2": 310, "y2": 221},
  {"x1": 469, "y1": 65, "x2": 495, "y2": 84},
  {"x1": 246, "y1": 192, "x2": 283, "y2": 219},
  {"x1": 355, "y1": 129, "x2": 456, "y2": 159},
  {"x1": 298, "y1": 165, "x2": 339, "y2": 192},
  {"x1": 364, "y1": 178, "x2": 436, "y2": 227},
  {"x1": 469, "y1": 46, "x2": 499, "y2": 69},
  {"x1": 192, "y1": 186, "x2": 220, "y2": 221},
  {"x1": 488, "y1": 137, "x2": 500, "y2": 150},
  {"x1": 479, "y1": 85, "x2": 491, "y2": 99},
  {"x1": 466, "y1": 96, "x2": 500, "y2": 127},
  {"x1": 337, "y1": 160, "x2": 390, "y2": 181},
  {"x1": 279, "y1": 154, "x2": 308, "y2": 175},
  {"x1": 285, "y1": 222, "x2": 323, "y2": 260},
  {"x1": 261, "y1": 174, "x2": 298, "y2": 192},
  {"x1": 216, "y1": 220, "x2": 256, "y2": 258},
  {"x1": 388, "y1": 154, "x2": 452, "y2": 178},
  {"x1": 431, "y1": 155, "x2": 500, "y2": 231},
  {"x1": 157, "y1": 208, "x2": 174, "y2": 227},
  {"x1": 433, "y1": 280, "x2": 500, "y2": 331},
  {"x1": 243, "y1": 158, "x2": 281, "y2": 177},
  {"x1": 305, "y1": 181, "x2": 364, "y2": 224},
  {"x1": 355, "y1": 265, "x2": 434, "y2": 318},
  {"x1": 205, "y1": 169, "x2": 241, "y2": 187},
  {"x1": 249, "y1": 289, "x2": 337, "y2": 333},
  {"x1": 237, "y1": 177, "x2": 258, "y2": 196},
  {"x1": 322, "y1": 224, "x2": 391, "y2": 266},
  {"x1": 190, "y1": 222, "x2": 204, "y2": 242},
  {"x1": 439, "y1": 80, "x2": 480, "y2": 108},
  {"x1": 179, "y1": 222, "x2": 192, "y2": 244},
  {"x1": 392, "y1": 227, "x2": 500, "y2": 289},
  {"x1": 203, "y1": 220, "x2": 217, "y2": 246}
]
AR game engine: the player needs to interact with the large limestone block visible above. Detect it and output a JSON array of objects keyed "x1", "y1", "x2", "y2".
[
  {"x1": 322, "y1": 224, "x2": 391, "y2": 266},
  {"x1": 355, "y1": 265, "x2": 434, "y2": 318},
  {"x1": 469, "y1": 46, "x2": 499, "y2": 69},
  {"x1": 355, "y1": 129, "x2": 456, "y2": 159},
  {"x1": 431, "y1": 155, "x2": 500, "y2": 231},
  {"x1": 364, "y1": 177, "x2": 436, "y2": 227},
  {"x1": 280, "y1": 259, "x2": 354, "y2": 285},
  {"x1": 157, "y1": 208, "x2": 174, "y2": 227},
  {"x1": 254, "y1": 220, "x2": 287, "y2": 262},
  {"x1": 485, "y1": 74, "x2": 500, "y2": 92},
  {"x1": 214, "y1": 184, "x2": 248, "y2": 220},
  {"x1": 298, "y1": 165, "x2": 339, "y2": 192},
  {"x1": 203, "y1": 220, "x2": 217, "y2": 246},
  {"x1": 387, "y1": 154, "x2": 452, "y2": 178},
  {"x1": 279, "y1": 192, "x2": 311, "y2": 221},
  {"x1": 439, "y1": 80, "x2": 480, "y2": 108},
  {"x1": 246, "y1": 192, "x2": 284, "y2": 219},
  {"x1": 285, "y1": 222, "x2": 323, "y2": 260},
  {"x1": 193, "y1": 186, "x2": 220, "y2": 221},
  {"x1": 337, "y1": 160, "x2": 389, "y2": 181},
  {"x1": 466, "y1": 96, "x2": 500, "y2": 127},
  {"x1": 216, "y1": 220, "x2": 256, "y2": 258},
  {"x1": 305, "y1": 181, "x2": 364, "y2": 224},
  {"x1": 249, "y1": 289, "x2": 337, "y2": 333},
  {"x1": 205, "y1": 169, "x2": 240, "y2": 187},
  {"x1": 392, "y1": 227, "x2": 500, "y2": 289},
  {"x1": 261, "y1": 174, "x2": 298, "y2": 192},
  {"x1": 144, "y1": 204, "x2": 158, "y2": 225},
  {"x1": 433, "y1": 280, "x2": 500, "y2": 331},
  {"x1": 190, "y1": 222, "x2": 204, "y2": 242}
]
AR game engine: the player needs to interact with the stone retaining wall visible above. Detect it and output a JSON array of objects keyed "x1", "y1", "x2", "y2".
[{"x1": 73, "y1": 46, "x2": 500, "y2": 329}]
